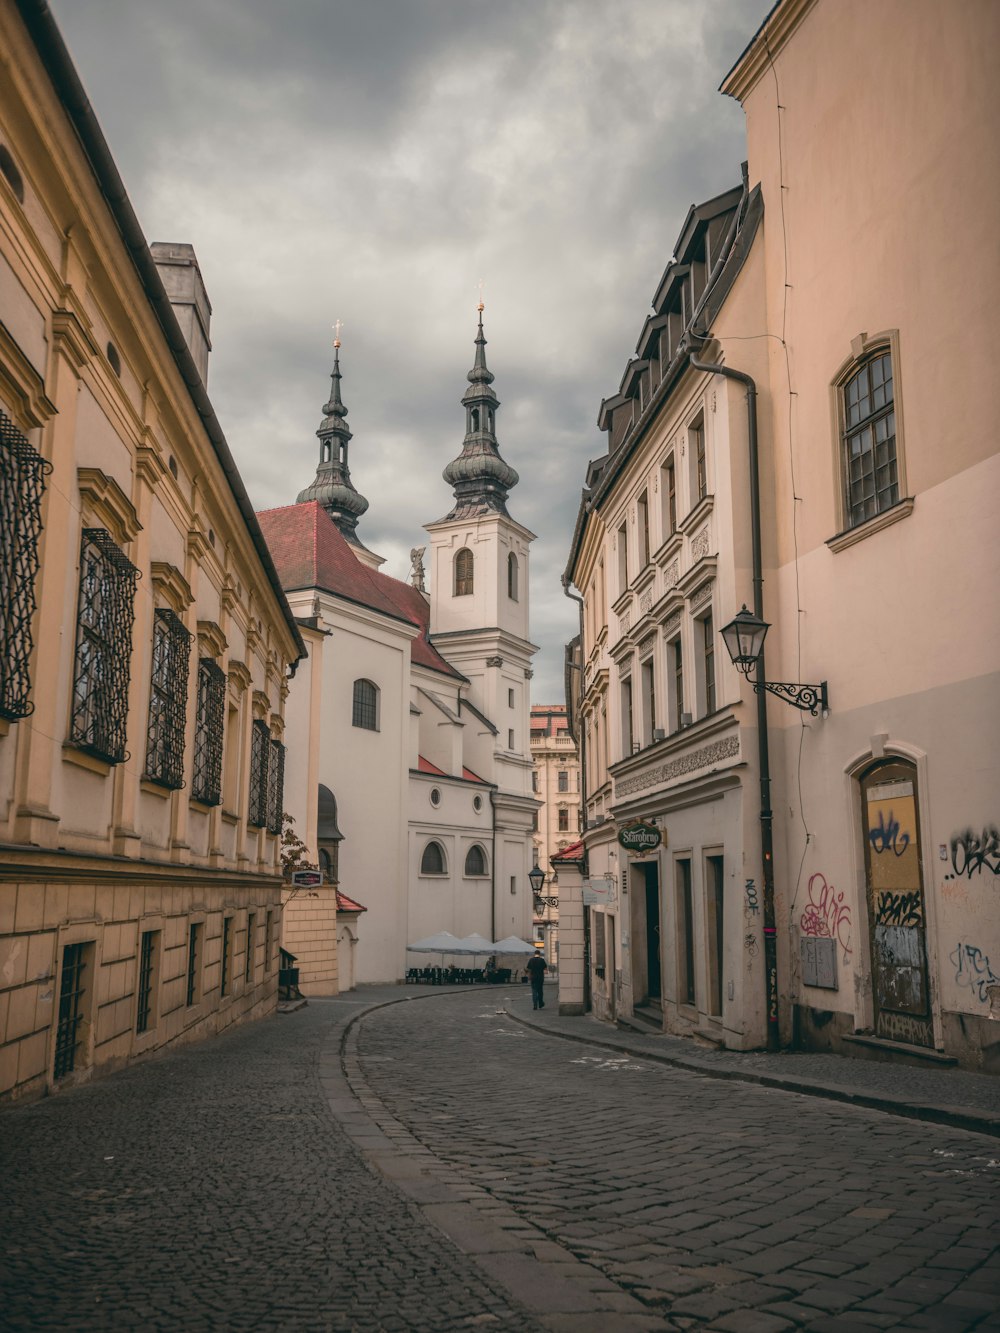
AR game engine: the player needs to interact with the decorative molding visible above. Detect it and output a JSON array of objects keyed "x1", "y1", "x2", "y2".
[
  {"x1": 220, "y1": 577, "x2": 240, "y2": 614},
  {"x1": 197, "y1": 620, "x2": 227, "y2": 658},
  {"x1": 615, "y1": 734, "x2": 740, "y2": 797},
  {"x1": 77, "y1": 467, "x2": 142, "y2": 543},
  {"x1": 151, "y1": 561, "x2": 194, "y2": 612},
  {"x1": 662, "y1": 609, "x2": 682, "y2": 636},
  {"x1": 826, "y1": 497, "x2": 915, "y2": 553},
  {"x1": 486, "y1": 655, "x2": 504, "y2": 668},
  {"x1": 689, "y1": 579, "x2": 715, "y2": 613},
  {"x1": 524, "y1": 668, "x2": 534, "y2": 679},
  {"x1": 227, "y1": 659, "x2": 252, "y2": 694},
  {"x1": 0, "y1": 321, "x2": 57, "y2": 428},
  {"x1": 251, "y1": 689, "x2": 270, "y2": 721},
  {"x1": 134, "y1": 444, "x2": 166, "y2": 490},
  {"x1": 664, "y1": 559, "x2": 679, "y2": 589},
  {"x1": 638, "y1": 634, "x2": 656, "y2": 658},
  {"x1": 639, "y1": 589, "x2": 653, "y2": 615},
  {"x1": 618, "y1": 609, "x2": 631, "y2": 635},
  {"x1": 51, "y1": 308, "x2": 98, "y2": 371},
  {"x1": 691, "y1": 526, "x2": 710, "y2": 559},
  {"x1": 187, "y1": 521, "x2": 212, "y2": 561}
]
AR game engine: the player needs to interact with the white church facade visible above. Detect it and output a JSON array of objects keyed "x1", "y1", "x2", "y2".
[{"x1": 258, "y1": 313, "x2": 538, "y2": 987}]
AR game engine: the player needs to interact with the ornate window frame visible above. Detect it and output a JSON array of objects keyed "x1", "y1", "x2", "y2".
[
  {"x1": 144, "y1": 607, "x2": 192, "y2": 789},
  {"x1": 70, "y1": 528, "x2": 139, "y2": 764}
]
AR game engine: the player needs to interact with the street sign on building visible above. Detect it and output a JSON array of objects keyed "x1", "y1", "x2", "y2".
[
  {"x1": 617, "y1": 822, "x2": 662, "y2": 853},
  {"x1": 291, "y1": 869, "x2": 324, "y2": 888},
  {"x1": 583, "y1": 876, "x2": 617, "y2": 905}
]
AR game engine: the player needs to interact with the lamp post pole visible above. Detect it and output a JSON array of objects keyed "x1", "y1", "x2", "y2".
[{"x1": 690, "y1": 355, "x2": 779, "y2": 1051}]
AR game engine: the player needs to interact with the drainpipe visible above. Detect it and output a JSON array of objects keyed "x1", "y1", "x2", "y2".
[
  {"x1": 688, "y1": 355, "x2": 779, "y2": 1052},
  {"x1": 489, "y1": 788, "x2": 497, "y2": 945},
  {"x1": 562, "y1": 576, "x2": 591, "y2": 1012}
]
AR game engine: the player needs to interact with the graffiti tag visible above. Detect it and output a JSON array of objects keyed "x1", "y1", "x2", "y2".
[
  {"x1": 950, "y1": 826, "x2": 1000, "y2": 880},
  {"x1": 799, "y1": 871, "x2": 852, "y2": 962},
  {"x1": 950, "y1": 942, "x2": 1000, "y2": 1005},
  {"x1": 874, "y1": 889, "x2": 923, "y2": 928},
  {"x1": 869, "y1": 810, "x2": 910, "y2": 858},
  {"x1": 744, "y1": 879, "x2": 759, "y2": 914},
  {"x1": 744, "y1": 932, "x2": 759, "y2": 958}
]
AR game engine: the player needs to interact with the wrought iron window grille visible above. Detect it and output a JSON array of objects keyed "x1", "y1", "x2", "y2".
[
  {"x1": 54, "y1": 942, "x2": 87, "y2": 1079},
  {"x1": 248, "y1": 719, "x2": 269, "y2": 827},
  {"x1": 0, "y1": 409, "x2": 51, "y2": 720},
  {"x1": 192, "y1": 657, "x2": 225, "y2": 805},
  {"x1": 136, "y1": 930, "x2": 156, "y2": 1034},
  {"x1": 267, "y1": 737, "x2": 285, "y2": 836},
  {"x1": 145, "y1": 607, "x2": 192, "y2": 788},
  {"x1": 70, "y1": 528, "x2": 139, "y2": 764}
]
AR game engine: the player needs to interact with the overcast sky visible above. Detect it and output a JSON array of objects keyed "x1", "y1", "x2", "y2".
[{"x1": 52, "y1": 0, "x2": 772, "y2": 703}]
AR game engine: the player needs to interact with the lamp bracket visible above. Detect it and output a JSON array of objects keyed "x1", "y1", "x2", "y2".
[
  {"x1": 753, "y1": 679, "x2": 829, "y2": 717},
  {"x1": 533, "y1": 895, "x2": 560, "y2": 909}
]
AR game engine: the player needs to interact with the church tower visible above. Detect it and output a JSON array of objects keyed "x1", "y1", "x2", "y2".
[
  {"x1": 425, "y1": 306, "x2": 538, "y2": 901},
  {"x1": 297, "y1": 330, "x2": 383, "y2": 570}
]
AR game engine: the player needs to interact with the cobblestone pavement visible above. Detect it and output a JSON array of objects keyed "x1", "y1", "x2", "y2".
[
  {"x1": 0, "y1": 993, "x2": 545, "y2": 1333},
  {"x1": 354, "y1": 989, "x2": 1000, "y2": 1332}
]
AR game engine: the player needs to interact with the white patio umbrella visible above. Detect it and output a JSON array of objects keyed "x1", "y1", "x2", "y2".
[
  {"x1": 452, "y1": 932, "x2": 497, "y2": 956},
  {"x1": 492, "y1": 935, "x2": 539, "y2": 956},
  {"x1": 407, "y1": 930, "x2": 463, "y2": 954}
]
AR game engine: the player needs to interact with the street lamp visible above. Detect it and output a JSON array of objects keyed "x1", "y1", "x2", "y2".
[
  {"x1": 528, "y1": 864, "x2": 559, "y2": 909},
  {"x1": 720, "y1": 606, "x2": 829, "y2": 717}
]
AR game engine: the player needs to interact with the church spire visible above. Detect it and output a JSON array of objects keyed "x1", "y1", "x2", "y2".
[
  {"x1": 441, "y1": 303, "x2": 518, "y2": 520},
  {"x1": 296, "y1": 324, "x2": 370, "y2": 545}
]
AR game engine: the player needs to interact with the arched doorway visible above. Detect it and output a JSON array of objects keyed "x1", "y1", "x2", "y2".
[{"x1": 860, "y1": 758, "x2": 933, "y2": 1047}]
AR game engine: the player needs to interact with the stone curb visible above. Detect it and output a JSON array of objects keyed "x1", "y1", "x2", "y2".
[
  {"x1": 506, "y1": 1004, "x2": 1000, "y2": 1140},
  {"x1": 321, "y1": 989, "x2": 678, "y2": 1331}
]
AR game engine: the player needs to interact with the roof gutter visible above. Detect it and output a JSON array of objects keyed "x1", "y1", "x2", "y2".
[{"x1": 15, "y1": 0, "x2": 306, "y2": 665}]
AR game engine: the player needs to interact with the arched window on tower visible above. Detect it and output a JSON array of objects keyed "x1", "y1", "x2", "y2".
[
  {"x1": 508, "y1": 552, "x2": 519, "y2": 601},
  {"x1": 454, "y1": 548, "x2": 474, "y2": 597},
  {"x1": 471, "y1": 407, "x2": 480, "y2": 432}
]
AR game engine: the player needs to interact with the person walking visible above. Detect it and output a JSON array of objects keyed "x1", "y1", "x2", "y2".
[{"x1": 526, "y1": 952, "x2": 547, "y2": 1010}]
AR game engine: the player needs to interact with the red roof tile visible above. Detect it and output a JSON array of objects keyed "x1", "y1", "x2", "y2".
[
  {"x1": 256, "y1": 502, "x2": 462, "y2": 680},
  {"x1": 551, "y1": 839, "x2": 584, "y2": 861},
  {"x1": 336, "y1": 889, "x2": 367, "y2": 913},
  {"x1": 417, "y1": 755, "x2": 447, "y2": 775},
  {"x1": 462, "y1": 766, "x2": 487, "y2": 784}
]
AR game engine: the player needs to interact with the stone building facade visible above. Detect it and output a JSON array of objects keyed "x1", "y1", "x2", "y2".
[
  {"x1": 529, "y1": 704, "x2": 580, "y2": 963},
  {"x1": 0, "y1": 0, "x2": 303, "y2": 1102}
]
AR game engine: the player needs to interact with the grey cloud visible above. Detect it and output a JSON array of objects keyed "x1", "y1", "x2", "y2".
[{"x1": 52, "y1": 0, "x2": 772, "y2": 701}]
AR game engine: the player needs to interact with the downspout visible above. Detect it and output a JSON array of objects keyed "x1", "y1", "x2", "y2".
[
  {"x1": 562, "y1": 576, "x2": 591, "y2": 1012},
  {"x1": 688, "y1": 354, "x2": 779, "y2": 1052},
  {"x1": 489, "y1": 789, "x2": 497, "y2": 945}
]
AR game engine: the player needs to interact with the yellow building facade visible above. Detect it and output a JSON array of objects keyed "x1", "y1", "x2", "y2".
[{"x1": 0, "y1": 0, "x2": 304, "y2": 1102}]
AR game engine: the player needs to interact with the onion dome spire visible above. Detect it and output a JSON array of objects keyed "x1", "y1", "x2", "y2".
[
  {"x1": 441, "y1": 302, "x2": 518, "y2": 520},
  {"x1": 296, "y1": 324, "x2": 370, "y2": 545}
]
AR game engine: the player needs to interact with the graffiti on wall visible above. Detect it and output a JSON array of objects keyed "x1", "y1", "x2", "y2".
[
  {"x1": 950, "y1": 942, "x2": 1000, "y2": 1005},
  {"x1": 799, "y1": 872, "x2": 852, "y2": 962},
  {"x1": 874, "y1": 889, "x2": 923, "y2": 928},
  {"x1": 868, "y1": 809, "x2": 910, "y2": 858},
  {"x1": 744, "y1": 879, "x2": 759, "y2": 914},
  {"x1": 948, "y1": 826, "x2": 1000, "y2": 880}
]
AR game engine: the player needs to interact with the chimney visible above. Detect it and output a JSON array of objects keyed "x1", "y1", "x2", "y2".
[{"x1": 150, "y1": 242, "x2": 212, "y2": 384}]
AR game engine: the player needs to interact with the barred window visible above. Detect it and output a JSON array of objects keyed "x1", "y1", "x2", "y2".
[
  {"x1": 70, "y1": 528, "x2": 139, "y2": 764},
  {"x1": 420, "y1": 841, "x2": 446, "y2": 875},
  {"x1": 145, "y1": 608, "x2": 191, "y2": 789},
  {"x1": 248, "y1": 719, "x2": 269, "y2": 828},
  {"x1": 267, "y1": 737, "x2": 285, "y2": 836},
  {"x1": 464, "y1": 844, "x2": 487, "y2": 876},
  {"x1": 192, "y1": 658, "x2": 225, "y2": 805},
  {"x1": 352, "y1": 678, "x2": 378, "y2": 730},
  {"x1": 0, "y1": 409, "x2": 51, "y2": 720}
]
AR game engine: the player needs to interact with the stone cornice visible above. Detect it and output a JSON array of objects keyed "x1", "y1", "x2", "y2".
[
  {"x1": 150, "y1": 560, "x2": 194, "y2": 612},
  {"x1": 77, "y1": 466, "x2": 142, "y2": 543},
  {"x1": 197, "y1": 619, "x2": 228, "y2": 658},
  {"x1": 51, "y1": 306, "x2": 98, "y2": 370},
  {"x1": 0, "y1": 320, "x2": 57, "y2": 428},
  {"x1": 720, "y1": 0, "x2": 818, "y2": 104}
]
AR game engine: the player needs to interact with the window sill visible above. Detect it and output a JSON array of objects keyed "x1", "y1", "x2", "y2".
[
  {"x1": 62, "y1": 744, "x2": 112, "y2": 777},
  {"x1": 826, "y1": 496, "x2": 914, "y2": 553},
  {"x1": 221, "y1": 809, "x2": 240, "y2": 825},
  {"x1": 140, "y1": 779, "x2": 173, "y2": 799},
  {"x1": 0, "y1": 718, "x2": 10, "y2": 739}
]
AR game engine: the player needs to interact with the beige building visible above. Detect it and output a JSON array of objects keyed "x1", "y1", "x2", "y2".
[
  {"x1": 563, "y1": 0, "x2": 1000, "y2": 1071},
  {"x1": 530, "y1": 704, "x2": 580, "y2": 962},
  {"x1": 0, "y1": 1, "x2": 304, "y2": 1102}
]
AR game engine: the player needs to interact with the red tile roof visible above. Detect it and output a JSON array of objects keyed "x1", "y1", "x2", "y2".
[
  {"x1": 462, "y1": 766, "x2": 487, "y2": 784},
  {"x1": 336, "y1": 889, "x2": 367, "y2": 913},
  {"x1": 551, "y1": 839, "x2": 584, "y2": 861},
  {"x1": 256, "y1": 502, "x2": 463, "y2": 680},
  {"x1": 417, "y1": 755, "x2": 447, "y2": 775}
]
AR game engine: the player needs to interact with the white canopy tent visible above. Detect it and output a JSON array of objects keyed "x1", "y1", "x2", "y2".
[
  {"x1": 492, "y1": 935, "x2": 538, "y2": 956},
  {"x1": 406, "y1": 931, "x2": 464, "y2": 955}
]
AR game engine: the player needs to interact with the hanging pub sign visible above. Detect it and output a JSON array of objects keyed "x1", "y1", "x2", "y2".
[{"x1": 617, "y1": 821, "x2": 662, "y2": 853}]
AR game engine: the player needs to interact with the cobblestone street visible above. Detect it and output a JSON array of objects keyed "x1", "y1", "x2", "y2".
[{"x1": 3, "y1": 986, "x2": 999, "y2": 1331}]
